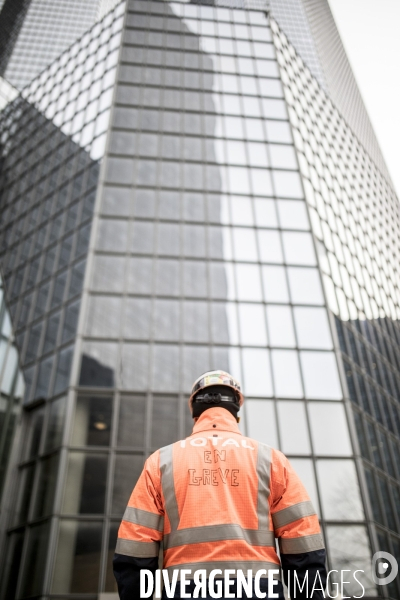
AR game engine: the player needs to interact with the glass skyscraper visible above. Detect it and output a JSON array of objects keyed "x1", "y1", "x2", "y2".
[
  {"x1": 0, "y1": 0, "x2": 121, "y2": 90},
  {"x1": 0, "y1": 0, "x2": 399, "y2": 598}
]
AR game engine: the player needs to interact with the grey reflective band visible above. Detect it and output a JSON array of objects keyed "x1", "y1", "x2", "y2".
[
  {"x1": 123, "y1": 506, "x2": 164, "y2": 532},
  {"x1": 159, "y1": 444, "x2": 180, "y2": 530},
  {"x1": 166, "y1": 561, "x2": 281, "y2": 580},
  {"x1": 256, "y1": 442, "x2": 272, "y2": 531},
  {"x1": 272, "y1": 501, "x2": 316, "y2": 529},
  {"x1": 164, "y1": 524, "x2": 275, "y2": 549},
  {"x1": 279, "y1": 533, "x2": 325, "y2": 554},
  {"x1": 116, "y1": 538, "x2": 160, "y2": 557}
]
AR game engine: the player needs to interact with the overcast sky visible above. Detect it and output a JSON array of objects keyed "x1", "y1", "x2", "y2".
[{"x1": 328, "y1": 0, "x2": 400, "y2": 197}]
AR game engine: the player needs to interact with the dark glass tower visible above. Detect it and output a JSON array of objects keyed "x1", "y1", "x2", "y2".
[{"x1": 0, "y1": 1, "x2": 398, "y2": 598}]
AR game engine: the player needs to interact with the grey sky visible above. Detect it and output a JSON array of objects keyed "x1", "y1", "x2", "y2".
[{"x1": 328, "y1": 0, "x2": 400, "y2": 197}]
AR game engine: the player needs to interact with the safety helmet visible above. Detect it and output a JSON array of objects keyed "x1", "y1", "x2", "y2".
[{"x1": 189, "y1": 370, "x2": 244, "y2": 413}]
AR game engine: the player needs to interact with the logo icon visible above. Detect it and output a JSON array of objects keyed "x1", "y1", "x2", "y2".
[{"x1": 371, "y1": 551, "x2": 398, "y2": 586}]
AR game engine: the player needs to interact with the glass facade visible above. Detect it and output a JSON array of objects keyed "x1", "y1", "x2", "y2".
[
  {"x1": 0, "y1": 5, "x2": 124, "y2": 597},
  {"x1": 0, "y1": 275, "x2": 25, "y2": 507},
  {"x1": 0, "y1": 0, "x2": 32, "y2": 77},
  {"x1": 0, "y1": 1, "x2": 398, "y2": 598},
  {"x1": 0, "y1": 0, "x2": 108, "y2": 91},
  {"x1": 270, "y1": 20, "x2": 400, "y2": 597}
]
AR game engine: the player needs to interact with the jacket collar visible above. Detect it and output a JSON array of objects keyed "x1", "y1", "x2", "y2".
[{"x1": 191, "y1": 407, "x2": 242, "y2": 435}]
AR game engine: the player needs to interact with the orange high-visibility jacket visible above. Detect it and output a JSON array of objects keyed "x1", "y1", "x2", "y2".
[{"x1": 116, "y1": 407, "x2": 324, "y2": 578}]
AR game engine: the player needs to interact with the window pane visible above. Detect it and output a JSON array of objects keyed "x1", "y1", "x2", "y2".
[
  {"x1": 20, "y1": 522, "x2": 50, "y2": 597},
  {"x1": 271, "y1": 350, "x2": 303, "y2": 398},
  {"x1": 210, "y1": 262, "x2": 235, "y2": 300},
  {"x1": 287, "y1": 267, "x2": 324, "y2": 305},
  {"x1": 300, "y1": 351, "x2": 342, "y2": 399},
  {"x1": 282, "y1": 232, "x2": 316, "y2": 266},
  {"x1": 24, "y1": 405, "x2": 45, "y2": 459},
  {"x1": 277, "y1": 200, "x2": 309, "y2": 230},
  {"x1": 2, "y1": 345, "x2": 18, "y2": 395},
  {"x1": 80, "y1": 341, "x2": 118, "y2": 388},
  {"x1": 278, "y1": 401, "x2": 310, "y2": 455},
  {"x1": 123, "y1": 298, "x2": 152, "y2": 339},
  {"x1": 182, "y1": 345, "x2": 212, "y2": 393},
  {"x1": 0, "y1": 531, "x2": 24, "y2": 600},
  {"x1": 293, "y1": 307, "x2": 333, "y2": 349},
  {"x1": 266, "y1": 120, "x2": 292, "y2": 143},
  {"x1": 316, "y1": 459, "x2": 364, "y2": 520},
  {"x1": 258, "y1": 230, "x2": 283, "y2": 263},
  {"x1": 211, "y1": 302, "x2": 238, "y2": 345},
  {"x1": 183, "y1": 301, "x2": 209, "y2": 343},
  {"x1": 152, "y1": 344, "x2": 180, "y2": 392},
  {"x1": 34, "y1": 356, "x2": 53, "y2": 400},
  {"x1": 236, "y1": 264, "x2": 262, "y2": 301},
  {"x1": 238, "y1": 303, "x2": 267, "y2": 346},
  {"x1": 97, "y1": 218, "x2": 129, "y2": 251},
  {"x1": 101, "y1": 186, "x2": 131, "y2": 216},
  {"x1": 105, "y1": 522, "x2": 120, "y2": 592},
  {"x1": 183, "y1": 193, "x2": 205, "y2": 222},
  {"x1": 118, "y1": 395, "x2": 146, "y2": 447},
  {"x1": 242, "y1": 348, "x2": 272, "y2": 396},
  {"x1": 262, "y1": 265, "x2": 289, "y2": 303},
  {"x1": 273, "y1": 170, "x2": 303, "y2": 199},
  {"x1": 250, "y1": 168, "x2": 272, "y2": 195},
  {"x1": 92, "y1": 255, "x2": 126, "y2": 292},
  {"x1": 183, "y1": 224, "x2": 206, "y2": 258},
  {"x1": 326, "y1": 526, "x2": 376, "y2": 598},
  {"x1": 153, "y1": 299, "x2": 180, "y2": 341},
  {"x1": 254, "y1": 198, "x2": 278, "y2": 227},
  {"x1": 246, "y1": 399, "x2": 277, "y2": 447},
  {"x1": 226, "y1": 140, "x2": 247, "y2": 165},
  {"x1": 85, "y1": 295, "x2": 121, "y2": 338},
  {"x1": 131, "y1": 221, "x2": 155, "y2": 254},
  {"x1": 62, "y1": 301, "x2": 80, "y2": 343},
  {"x1": 71, "y1": 396, "x2": 112, "y2": 446},
  {"x1": 227, "y1": 166, "x2": 250, "y2": 194},
  {"x1": 269, "y1": 144, "x2": 297, "y2": 169},
  {"x1": 52, "y1": 520, "x2": 103, "y2": 593},
  {"x1": 183, "y1": 260, "x2": 207, "y2": 297},
  {"x1": 151, "y1": 396, "x2": 179, "y2": 448},
  {"x1": 262, "y1": 98, "x2": 287, "y2": 119},
  {"x1": 62, "y1": 453, "x2": 107, "y2": 514},
  {"x1": 232, "y1": 228, "x2": 258, "y2": 261},
  {"x1": 125, "y1": 257, "x2": 152, "y2": 294},
  {"x1": 14, "y1": 464, "x2": 35, "y2": 525},
  {"x1": 43, "y1": 312, "x2": 61, "y2": 354},
  {"x1": 266, "y1": 305, "x2": 296, "y2": 347},
  {"x1": 290, "y1": 458, "x2": 320, "y2": 516},
  {"x1": 248, "y1": 142, "x2": 268, "y2": 166},
  {"x1": 32, "y1": 453, "x2": 59, "y2": 518},
  {"x1": 112, "y1": 454, "x2": 144, "y2": 515},
  {"x1": 308, "y1": 402, "x2": 352, "y2": 456},
  {"x1": 121, "y1": 343, "x2": 149, "y2": 390},
  {"x1": 155, "y1": 259, "x2": 180, "y2": 295}
]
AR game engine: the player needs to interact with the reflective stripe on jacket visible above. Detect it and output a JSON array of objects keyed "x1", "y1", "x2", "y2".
[{"x1": 115, "y1": 406, "x2": 324, "y2": 577}]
